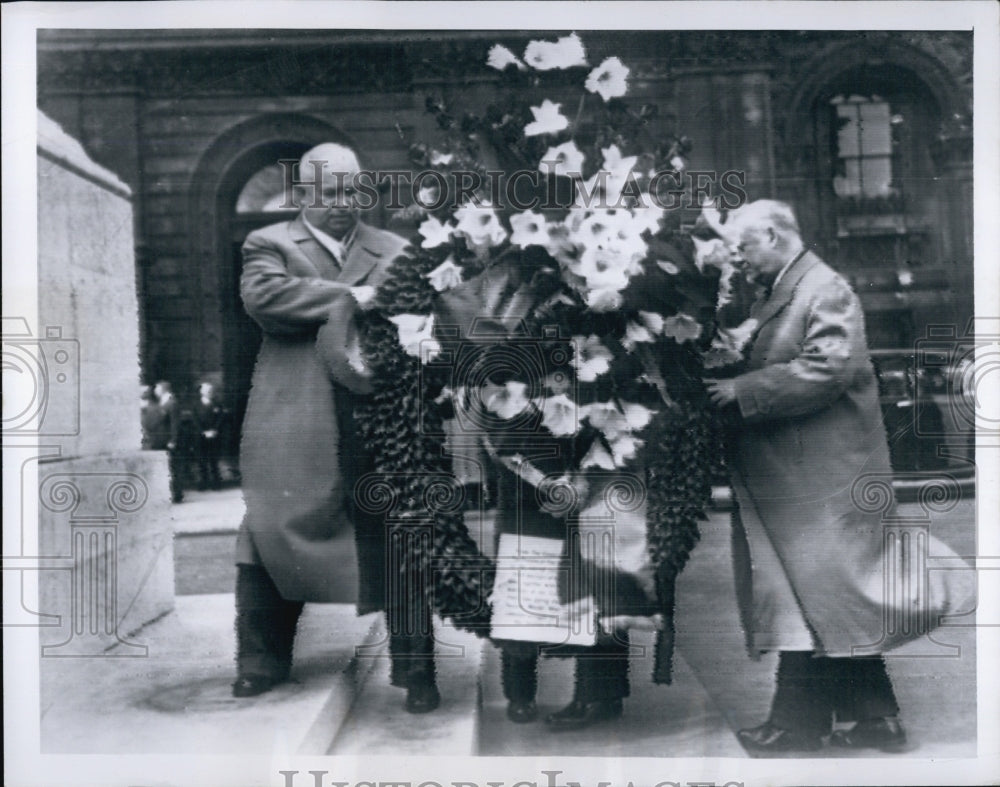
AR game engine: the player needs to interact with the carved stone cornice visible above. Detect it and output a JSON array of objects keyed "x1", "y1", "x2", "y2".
[{"x1": 38, "y1": 43, "x2": 412, "y2": 97}]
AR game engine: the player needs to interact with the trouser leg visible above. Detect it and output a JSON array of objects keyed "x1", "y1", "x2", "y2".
[
  {"x1": 386, "y1": 601, "x2": 436, "y2": 689},
  {"x1": 827, "y1": 655, "x2": 900, "y2": 723},
  {"x1": 575, "y1": 632, "x2": 630, "y2": 703},
  {"x1": 235, "y1": 563, "x2": 304, "y2": 680},
  {"x1": 501, "y1": 649, "x2": 539, "y2": 703},
  {"x1": 768, "y1": 651, "x2": 834, "y2": 737},
  {"x1": 168, "y1": 450, "x2": 184, "y2": 502}
]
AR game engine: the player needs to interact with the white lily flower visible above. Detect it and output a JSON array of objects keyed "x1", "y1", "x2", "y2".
[
  {"x1": 389, "y1": 313, "x2": 440, "y2": 360},
  {"x1": 483, "y1": 380, "x2": 533, "y2": 420},
  {"x1": 487, "y1": 44, "x2": 526, "y2": 71},
  {"x1": 622, "y1": 320, "x2": 654, "y2": 350},
  {"x1": 523, "y1": 33, "x2": 587, "y2": 71},
  {"x1": 601, "y1": 144, "x2": 639, "y2": 176},
  {"x1": 573, "y1": 247, "x2": 632, "y2": 293},
  {"x1": 524, "y1": 99, "x2": 569, "y2": 137},
  {"x1": 585, "y1": 287, "x2": 624, "y2": 312},
  {"x1": 610, "y1": 433, "x2": 644, "y2": 466},
  {"x1": 539, "y1": 141, "x2": 585, "y2": 178},
  {"x1": 661, "y1": 312, "x2": 703, "y2": 343},
  {"x1": 535, "y1": 393, "x2": 580, "y2": 437},
  {"x1": 454, "y1": 202, "x2": 508, "y2": 247},
  {"x1": 622, "y1": 402, "x2": 656, "y2": 430},
  {"x1": 582, "y1": 400, "x2": 629, "y2": 440},
  {"x1": 509, "y1": 210, "x2": 550, "y2": 248},
  {"x1": 638, "y1": 311, "x2": 664, "y2": 334},
  {"x1": 581, "y1": 439, "x2": 617, "y2": 470},
  {"x1": 571, "y1": 335, "x2": 613, "y2": 382},
  {"x1": 630, "y1": 205, "x2": 665, "y2": 235},
  {"x1": 585, "y1": 57, "x2": 629, "y2": 101},
  {"x1": 418, "y1": 215, "x2": 454, "y2": 249},
  {"x1": 425, "y1": 256, "x2": 463, "y2": 292},
  {"x1": 692, "y1": 235, "x2": 738, "y2": 271}
]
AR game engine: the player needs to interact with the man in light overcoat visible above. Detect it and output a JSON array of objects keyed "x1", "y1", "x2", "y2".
[
  {"x1": 233, "y1": 143, "x2": 441, "y2": 713},
  {"x1": 706, "y1": 200, "x2": 973, "y2": 755}
]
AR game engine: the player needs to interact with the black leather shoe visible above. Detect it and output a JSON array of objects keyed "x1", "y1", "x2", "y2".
[
  {"x1": 545, "y1": 698, "x2": 623, "y2": 731},
  {"x1": 232, "y1": 674, "x2": 277, "y2": 698},
  {"x1": 405, "y1": 683, "x2": 441, "y2": 714},
  {"x1": 737, "y1": 722, "x2": 823, "y2": 755},
  {"x1": 506, "y1": 700, "x2": 538, "y2": 724},
  {"x1": 829, "y1": 717, "x2": 907, "y2": 752}
]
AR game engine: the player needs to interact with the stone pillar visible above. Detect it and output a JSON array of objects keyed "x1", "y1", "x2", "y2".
[{"x1": 29, "y1": 110, "x2": 175, "y2": 656}]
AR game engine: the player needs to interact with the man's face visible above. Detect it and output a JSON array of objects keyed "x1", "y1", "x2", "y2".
[
  {"x1": 735, "y1": 223, "x2": 783, "y2": 283},
  {"x1": 297, "y1": 169, "x2": 359, "y2": 239}
]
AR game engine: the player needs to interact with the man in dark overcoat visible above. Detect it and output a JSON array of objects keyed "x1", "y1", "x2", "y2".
[
  {"x1": 706, "y1": 200, "x2": 973, "y2": 755},
  {"x1": 233, "y1": 143, "x2": 440, "y2": 713}
]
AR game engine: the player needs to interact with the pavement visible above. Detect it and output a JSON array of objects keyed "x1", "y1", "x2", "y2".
[{"x1": 38, "y1": 483, "x2": 979, "y2": 764}]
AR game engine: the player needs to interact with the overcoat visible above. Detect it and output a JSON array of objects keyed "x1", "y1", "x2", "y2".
[
  {"x1": 237, "y1": 214, "x2": 408, "y2": 607},
  {"x1": 729, "y1": 251, "x2": 973, "y2": 656}
]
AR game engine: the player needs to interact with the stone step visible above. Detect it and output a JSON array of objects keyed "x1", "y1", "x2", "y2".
[
  {"x1": 40, "y1": 593, "x2": 383, "y2": 755},
  {"x1": 327, "y1": 619, "x2": 484, "y2": 755}
]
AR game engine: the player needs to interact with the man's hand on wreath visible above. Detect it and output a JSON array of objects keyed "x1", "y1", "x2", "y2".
[
  {"x1": 704, "y1": 377, "x2": 738, "y2": 407},
  {"x1": 349, "y1": 285, "x2": 378, "y2": 311}
]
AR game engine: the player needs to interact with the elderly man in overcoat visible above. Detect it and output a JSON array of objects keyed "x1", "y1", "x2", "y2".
[
  {"x1": 706, "y1": 200, "x2": 972, "y2": 755},
  {"x1": 233, "y1": 143, "x2": 441, "y2": 713}
]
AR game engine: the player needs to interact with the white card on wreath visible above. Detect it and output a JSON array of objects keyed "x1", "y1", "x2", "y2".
[{"x1": 488, "y1": 533, "x2": 597, "y2": 646}]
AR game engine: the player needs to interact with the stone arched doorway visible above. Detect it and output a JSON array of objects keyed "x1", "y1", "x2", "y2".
[
  {"x1": 778, "y1": 39, "x2": 972, "y2": 350},
  {"x1": 189, "y1": 114, "x2": 355, "y2": 451}
]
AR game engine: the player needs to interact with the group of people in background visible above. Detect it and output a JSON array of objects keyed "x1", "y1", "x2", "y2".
[{"x1": 140, "y1": 379, "x2": 237, "y2": 502}]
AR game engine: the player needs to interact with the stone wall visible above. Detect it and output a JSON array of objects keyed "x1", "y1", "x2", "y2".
[{"x1": 36, "y1": 110, "x2": 174, "y2": 655}]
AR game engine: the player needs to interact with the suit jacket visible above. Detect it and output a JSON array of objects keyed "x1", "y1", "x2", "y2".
[
  {"x1": 237, "y1": 213, "x2": 408, "y2": 605},
  {"x1": 728, "y1": 250, "x2": 973, "y2": 655}
]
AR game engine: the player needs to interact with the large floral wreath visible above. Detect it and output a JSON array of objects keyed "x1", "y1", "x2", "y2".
[{"x1": 352, "y1": 34, "x2": 748, "y2": 682}]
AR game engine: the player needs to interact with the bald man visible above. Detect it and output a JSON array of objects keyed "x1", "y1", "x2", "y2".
[
  {"x1": 704, "y1": 199, "x2": 972, "y2": 754},
  {"x1": 233, "y1": 144, "x2": 441, "y2": 713}
]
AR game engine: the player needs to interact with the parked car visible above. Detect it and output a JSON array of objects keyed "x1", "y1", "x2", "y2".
[{"x1": 869, "y1": 350, "x2": 974, "y2": 475}]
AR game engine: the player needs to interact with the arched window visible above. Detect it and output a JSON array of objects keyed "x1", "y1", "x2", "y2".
[
  {"x1": 235, "y1": 162, "x2": 298, "y2": 214},
  {"x1": 809, "y1": 64, "x2": 946, "y2": 348},
  {"x1": 830, "y1": 93, "x2": 897, "y2": 201}
]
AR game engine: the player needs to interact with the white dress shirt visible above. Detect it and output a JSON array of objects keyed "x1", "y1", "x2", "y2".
[{"x1": 302, "y1": 215, "x2": 357, "y2": 265}]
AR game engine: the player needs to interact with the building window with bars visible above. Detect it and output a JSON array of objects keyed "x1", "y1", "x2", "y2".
[{"x1": 830, "y1": 94, "x2": 905, "y2": 206}]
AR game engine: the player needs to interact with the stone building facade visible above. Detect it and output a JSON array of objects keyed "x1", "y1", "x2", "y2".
[{"x1": 37, "y1": 30, "x2": 974, "y2": 438}]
